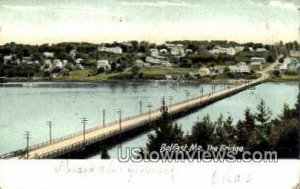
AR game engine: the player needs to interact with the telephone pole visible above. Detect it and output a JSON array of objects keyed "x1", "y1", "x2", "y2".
[
  {"x1": 47, "y1": 121, "x2": 52, "y2": 143},
  {"x1": 23, "y1": 131, "x2": 30, "y2": 159},
  {"x1": 102, "y1": 109, "x2": 106, "y2": 127},
  {"x1": 116, "y1": 109, "x2": 123, "y2": 132},
  {"x1": 147, "y1": 104, "x2": 152, "y2": 121},
  {"x1": 168, "y1": 96, "x2": 173, "y2": 110},
  {"x1": 81, "y1": 118, "x2": 88, "y2": 145},
  {"x1": 139, "y1": 100, "x2": 143, "y2": 114}
]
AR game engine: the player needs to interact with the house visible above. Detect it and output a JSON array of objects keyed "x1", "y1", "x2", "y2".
[
  {"x1": 43, "y1": 52, "x2": 54, "y2": 58},
  {"x1": 198, "y1": 67, "x2": 211, "y2": 77},
  {"x1": 209, "y1": 46, "x2": 236, "y2": 56},
  {"x1": 161, "y1": 61, "x2": 172, "y2": 67},
  {"x1": 150, "y1": 48, "x2": 159, "y2": 57},
  {"x1": 98, "y1": 46, "x2": 123, "y2": 54},
  {"x1": 62, "y1": 60, "x2": 68, "y2": 66},
  {"x1": 229, "y1": 62, "x2": 250, "y2": 73},
  {"x1": 22, "y1": 56, "x2": 32, "y2": 64},
  {"x1": 145, "y1": 57, "x2": 161, "y2": 65},
  {"x1": 256, "y1": 48, "x2": 267, "y2": 53},
  {"x1": 3, "y1": 55, "x2": 12, "y2": 64},
  {"x1": 290, "y1": 50, "x2": 300, "y2": 58},
  {"x1": 53, "y1": 59, "x2": 63, "y2": 69},
  {"x1": 97, "y1": 60, "x2": 111, "y2": 71},
  {"x1": 281, "y1": 58, "x2": 300, "y2": 72},
  {"x1": 69, "y1": 50, "x2": 76, "y2": 58},
  {"x1": 185, "y1": 49, "x2": 193, "y2": 54},
  {"x1": 75, "y1": 58, "x2": 83, "y2": 64},
  {"x1": 235, "y1": 46, "x2": 245, "y2": 52},
  {"x1": 166, "y1": 43, "x2": 186, "y2": 57},
  {"x1": 251, "y1": 57, "x2": 266, "y2": 64},
  {"x1": 159, "y1": 49, "x2": 168, "y2": 55},
  {"x1": 251, "y1": 62, "x2": 262, "y2": 71}
]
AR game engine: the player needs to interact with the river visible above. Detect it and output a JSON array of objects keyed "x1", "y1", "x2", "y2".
[{"x1": 0, "y1": 81, "x2": 298, "y2": 159}]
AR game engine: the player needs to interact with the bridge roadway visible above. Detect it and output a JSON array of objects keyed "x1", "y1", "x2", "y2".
[{"x1": 1, "y1": 63, "x2": 277, "y2": 159}]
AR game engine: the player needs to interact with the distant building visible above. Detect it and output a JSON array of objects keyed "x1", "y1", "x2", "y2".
[
  {"x1": 166, "y1": 43, "x2": 186, "y2": 57},
  {"x1": 53, "y1": 59, "x2": 63, "y2": 69},
  {"x1": 22, "y1": 56, "x2": 32, "y2": 64},
  {"x1": 229, "y1": 62, "x2": 250, "y2": 73},
  {"x1": 135, "y1": 60, "x2": 145, "y2": 67},
  {"x1": 251, "y1": 57, "x2": 266, "y2": 64},
  {"x1": 69, "y1": 50, "x2": 76, "y2": 58},
  {"x1": 209, "y1": 46, "x2": 236, "y2": 56},
  {"x1": 290, "y1": 50, "x2": 300, "y2": 58},
  {"x1": 235, "y1": 46, "x2": 245, "y2": 52},
  {"x1": 145, "y1": 57, "x2": 161, "y2": 65},
  {"x1": 159, "y1": 49, "x2": 168, "y2": 55},
  {"x1": 3, "y1": 55, "x2": 12, "y2": 64},
  {"x1": 280, "y1": 57, "x2": 300, "y2": 72},
  {"x1": 255, "y1": 48, "x2": 267, "y2": 53},
  {"x1": 98, "y1": 46, "x2": 123, "y2": 54},
  {"x1": 43, "y1": 52, "x2": 54, "y2": 58},
  {"x1": 75, "y1": 58, "x2": 83, "y2": 64},
  {"x1": 250, "y1": 62, "x2": 262, "y2": 71},
  {"x1": 97, "y1": 60, "x2": 111, "y2": 71},
  {"x1": 150, "y1": 48, "x2": 159, "y2": 57},
  {"x1": 198, "y1": 67, "x2": 211, "y2": 77}
]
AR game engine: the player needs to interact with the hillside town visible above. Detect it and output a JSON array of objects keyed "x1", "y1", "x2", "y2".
[{"x1": 0, "y1": 40, "x2": 299, "y2": 82}]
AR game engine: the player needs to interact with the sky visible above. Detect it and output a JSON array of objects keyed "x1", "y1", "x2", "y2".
[{"x1": 0, "y1": 0, "x2": 299, "y2": 45}]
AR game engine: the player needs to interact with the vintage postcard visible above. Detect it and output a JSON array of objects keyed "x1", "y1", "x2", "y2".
[{"x1": 0, "y1": 0, "x2": 299, "y2": 188}]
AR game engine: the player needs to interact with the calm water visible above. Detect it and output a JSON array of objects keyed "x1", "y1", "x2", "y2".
[{"x1": 0, "y1": 81, "x2": 298, "y2": 159}]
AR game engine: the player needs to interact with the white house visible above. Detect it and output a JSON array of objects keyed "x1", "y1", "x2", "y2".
[
  {"x1": 229, "y1": 62, "x2": 250, "y2": 73},
  {"x1": 75, "y1": 58, "x2": 83, "y2": 64},
  {"x1": 256, "y1": 48, "x2": 267, "y2": 53},
  {"x1": 53, "y1": 59, "x2": 63, "y2": 69},
  {"x1": 135, "y1": 60, "x2": 145, "y2": 67},
  {"x1": 251, "y1": 57, "x2": 266, "y2": 64},
  {"x1": 199, "y1": 67, "x2": 211, "y2": 77},
  {"x1": 235, "y1": 46, "x2": 245, "y2": 52},
  {"x1": 150, "y1": 48, "x2": 159, "y2": 57},
  {"x1": 209, "y1": 46, "x2": 236, "y2": 56},
  {"x1": 75, "y1": 64, "x2": 84, "y2": 70},
  {"x1": 97, "y1": 60, "x2": 111, "y2": 71},
  {"x1": 166, "y1": 43, "x2": 186, "y2": 57},
  {"x1": 159, "y1": 49, "x2": 168, "y2": 55},
  {"x1": 98, "y1": 46, "x2": 123, "y2": 54},
  {"x1": 3, "y1": 55, "x2": 12, "y2": 64},
  {"x1": 43, "y1": 52, "x2": 54, "y2": 58},
  {"x1": 290, "y1": 50, "x2": 300, "y2": 58},
  {"x1": 69, "y1": 50, "x2": 76, "y2": 58},
  {"x1": 145, "y1": 57, "x2": 161, "y2": 65}
]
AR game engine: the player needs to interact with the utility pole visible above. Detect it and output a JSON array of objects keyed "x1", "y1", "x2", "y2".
[
  {"x1": 200, "y1": 86, "x2": 204, "y2": 97},
  {"x1": 116, "y1": 109, "x2": 123, "y2": 132},
  {"x1": 139, "y1": 100, "x2": 143, "y2": 114},
  {"x1": 184, "y1": 90, "x2": 190, "y2": 102},
  {"x1": 81, "y1": 118, "x2": 88, "y2": 146},
  {"x1": 102, "y1": 109, "x2": 106, "y2": 127},
  {"x1": 147, "y1": 104, "x2": 152, "y2": 121},
  {"x1": 24, "y1": 131, "x2": 30, "y2": 159},
  {"x1": 47, "y1": 121, "x2": 52, "y2": 143}
]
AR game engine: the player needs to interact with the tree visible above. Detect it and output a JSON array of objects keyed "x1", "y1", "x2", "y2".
[
  {"x1": 146, "y1": 98, "x2": 185, "y2": 154},
  {"x1": 236, "y1": 108, "x2": 256, "y2": 148},
  {"x1": 255, "y1": 99, "x2": 272, "y2": 131},
  {"x1": 189, "y1": 114, "x2": 214, "y2": 148}
]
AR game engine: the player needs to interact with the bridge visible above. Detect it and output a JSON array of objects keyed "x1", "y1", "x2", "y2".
[{"x1": 0, "y1": 63, "x2": 277, "y2": 159}]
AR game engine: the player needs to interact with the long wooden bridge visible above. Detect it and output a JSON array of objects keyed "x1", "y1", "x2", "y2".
[{"x1": 0, "y1": 63, "x2": 276, "y2": 159}]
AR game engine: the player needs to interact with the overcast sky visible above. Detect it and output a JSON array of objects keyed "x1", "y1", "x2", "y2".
[{"x1": 0, "y1": 0, "x2": 299, "y2": 45}]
